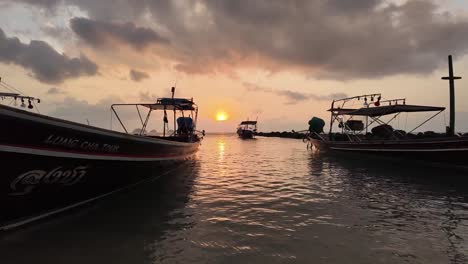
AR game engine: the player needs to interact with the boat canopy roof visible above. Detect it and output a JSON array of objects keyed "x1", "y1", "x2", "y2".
[
  {"x1": 240, "y1": 121, "x2": 257, "y2": 125},
  {"x1": 329, "y1": 104, "x2": 445, "y2": 117},
  {"x1": 0, "y1": 92, "x2": 20, "y2": 97},
  {"x1": 140, "y1": 98, "x2": 196, "y2": 111}
]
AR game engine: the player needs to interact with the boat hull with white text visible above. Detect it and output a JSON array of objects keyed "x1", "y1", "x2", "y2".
[{"x1": 0, "y1": 88, "x2": 202, "y2": 231}]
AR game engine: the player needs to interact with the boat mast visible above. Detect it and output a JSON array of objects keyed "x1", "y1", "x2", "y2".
[
  {"x1": 172, "y1": 86, "x2": 176, "y2": 136},
  {"x1": 329, "y1": 100, "x2": 335, "y2": 140},
  {"x1": 163, "y1": 107, "x2": 166, "y2": 137},
  {"x1": 441, "y1": 55, "x2": 461, "y2": 136}
]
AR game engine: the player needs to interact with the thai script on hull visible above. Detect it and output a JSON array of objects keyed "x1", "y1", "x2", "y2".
[{"x1": 9, "y1": 166, "x2": 88, "y2": 195}]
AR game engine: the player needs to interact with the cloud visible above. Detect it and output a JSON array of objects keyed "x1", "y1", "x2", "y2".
[
  {"x1": 193, "y1": 0, "x2": 468, "y2": 79},
  {"x1": 50, "y1": 97, "x2": 115, "y2": 128},
  {"x1": 70, "y1": 17, "x2": 169, "y2": 50},
  {"x1": 138, "y1": 91, "x2": 158, "y2": 102},
  {"x1": 6, "y1": 0, "x2": 468, "y2": 79},
  {"x1": 0, "y1": 28, "x2": 98, "y2": 84},
  {"x1": 41, "y1": 25, "x2": 72, "y2": 40},
  {"x1": 129, "y1": 69, "x2": 149, "y2": 82},
  {"x1": 244, "y1": 82, "x2": 347, "y2": 104},
  {"x1": 49, "y1": 96, "x2": 137, "y2": 130},
  {"x1": 47, "y1": 87, "x2": 65, "y2": 94}
]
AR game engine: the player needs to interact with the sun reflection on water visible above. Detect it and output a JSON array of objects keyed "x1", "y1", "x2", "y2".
[{"x1": 217, "y1": 139, "x2": 225, "y2": 162}]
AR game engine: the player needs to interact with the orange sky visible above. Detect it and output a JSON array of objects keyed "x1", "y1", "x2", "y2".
[{"x1": 1, "y1": 1, "x2": 468, "y2": 133}]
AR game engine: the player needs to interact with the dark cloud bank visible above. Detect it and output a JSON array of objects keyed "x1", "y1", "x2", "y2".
[
  {"x1": 0, "y1": 28, "x2": 97, "y2": 84},
  {"x1": 70, "y1": 17, "x2": 168, "y2": 49},
  {"x1": 69, "y1": 0, "x2": 468, "y2": 79},
  {"x1": 4, "y1": 0, "x2": 468, "y2": 80}
]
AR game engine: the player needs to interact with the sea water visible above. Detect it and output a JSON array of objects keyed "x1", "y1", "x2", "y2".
[{"x1": 1, "y1": 135, "x2": 467, "y2": 264}]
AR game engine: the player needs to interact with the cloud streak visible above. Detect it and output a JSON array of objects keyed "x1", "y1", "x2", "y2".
[
  {"x1": 0, "y1": 28, "x2": 98, "y2": 84},
  {"x1": 70, "y1": 17, "x2": 169, "y2": 50},
  {"x1": 244, "y1": 82, "x2": 347, "y2": 104},
  {"x1": 129, "y1": 69, "x2": 149, "y2": 82},
  {"x1": 47, "y1": 87, "x2": 65, "y2": 94}
]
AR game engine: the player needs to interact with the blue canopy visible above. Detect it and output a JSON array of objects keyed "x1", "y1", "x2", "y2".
[{"x1": 177, "y1": 117, "x2": 194, "y2": 128}]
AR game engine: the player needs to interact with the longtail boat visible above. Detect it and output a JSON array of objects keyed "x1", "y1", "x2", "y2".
[
  {"x1": 0, "y1": 83, "x2": 203, "y2": 231},
  {"x1": 304, "y1": 55, "x2": 468, "y2": 168},
  {"x1": 237, "y1": 120, "x2": 257, "y2": 139}
]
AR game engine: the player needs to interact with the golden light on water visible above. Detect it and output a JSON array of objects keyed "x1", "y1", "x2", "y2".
[
  {"x1": 217, "y1": 139, "x2": 225, "y2": 161},
  {"x1": 216, "y1": 111, "x2": 229, "y2": 121}
]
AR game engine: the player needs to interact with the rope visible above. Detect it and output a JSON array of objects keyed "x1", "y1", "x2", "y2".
[
  {"x1": 443, "y1": 110, "x2": 447, "y2": 127},
  {"x1": 32, "y1": 100, "x2": 41, "y2": 114},
  {"x1": 110, "y1": 109, "x2": 113, "y2": 130},
  {"x1": 0, "y1": 82, "x2": 18, "y2": 94},
  {"x1": 397, "y1": 113, "x2": 400, "y2": 129},
  {"x1": 405, "y1": 113, "x2": 408, "y2": 131},
  {"x1": 0, "y1": 79, "x2": 24, "y2": 94}
]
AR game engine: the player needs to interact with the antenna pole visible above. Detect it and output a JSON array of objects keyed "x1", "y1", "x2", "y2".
[
  {"x1": 171, "y1": 87, "x2": 176, "y2": 135},
  {"x1": 441, "y1": 55, "x2": 461, "y2": 136}
]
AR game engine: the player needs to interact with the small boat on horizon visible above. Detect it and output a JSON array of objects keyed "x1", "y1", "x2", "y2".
[
  {"x1": 304, "y1": 55, "x2": 468, "y2": 169},
  {"x1": 237, "y1": 120, "x2": 257, "y2": 139},
  {"x1": 0, "y1": 83, "x2": 204, "y2": 231}
]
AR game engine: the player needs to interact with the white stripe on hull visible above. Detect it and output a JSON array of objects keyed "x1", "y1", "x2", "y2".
[
  {"x1": 0, "y1": 144, "x2": 194, "y2": 161},
  {"x1": 330, "y1": 147, "x2": 468, "y2": 152}
]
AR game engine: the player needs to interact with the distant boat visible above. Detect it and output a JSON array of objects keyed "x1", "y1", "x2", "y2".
[
  {"x1": 237, "y1": 120, "x2": 257, "y2": 139},
  {"x1": 0, "y1": 83, "x2": 204, "y2": 231},
  {"x1": 304, "y1": 55, "x2": 468, "y2": 169}
]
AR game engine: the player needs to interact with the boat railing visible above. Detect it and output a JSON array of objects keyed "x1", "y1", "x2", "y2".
[
  {"x1": 332, "y1": 93, "x2": 381, "y2": 105},
  {"x1": 328, "y1": 92, "x2": 448, "y2": 142},
  {"x1": 379, "y1": 98, "x2": 406, "y2": 106},
  {"x1": 0, "y1": 78, "x2": 41, "y2": 111}
]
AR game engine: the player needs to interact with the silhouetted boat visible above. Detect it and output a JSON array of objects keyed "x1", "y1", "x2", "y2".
[
  {"x1": 304, "y1": 55, "x2": 468, "y2": 169},
  {"x1": 237, "y1": 120, "x2": 257, "y2": 139},
  {"x1": 0, "y1": 83, "x2": 203, "y2": 231}
]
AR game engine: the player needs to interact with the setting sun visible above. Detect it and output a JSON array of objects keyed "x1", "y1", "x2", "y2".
[{"x1": 216, "y1": 111, "x2": 229, "y2": 121}]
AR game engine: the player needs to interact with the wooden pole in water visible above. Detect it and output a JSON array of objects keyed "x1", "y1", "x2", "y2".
[{"x1": 441, "y1": 55, "x2": 461, "y2": 136}]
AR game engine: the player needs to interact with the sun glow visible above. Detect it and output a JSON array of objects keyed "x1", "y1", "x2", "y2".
[{"x1": 216, "y1": 111, "x2": 229, "y2": 121}]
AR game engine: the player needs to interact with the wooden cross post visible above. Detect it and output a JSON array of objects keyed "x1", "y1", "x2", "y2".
[{"x1": 441, "y1": 55, "x2": 461, "y2": 136}]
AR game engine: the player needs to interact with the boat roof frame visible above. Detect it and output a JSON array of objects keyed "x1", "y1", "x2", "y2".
[
  {"x1": 328, "y1": 104, "x2": 445, "y2": 117},
  {"x1": 110, "y1": 97, "x2": 198, "y2": 136},
  {"x1": 111, "y1": 97, "x2": 198, "y2": 111},
  {"x1": 239, "y1": 120, "x2": 257, "y2": 125},
  {"x1": 328, "y1": 93, "x2": 446, "y2": 141}
]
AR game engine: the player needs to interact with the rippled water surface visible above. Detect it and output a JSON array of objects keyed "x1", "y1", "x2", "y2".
[{"x1": 1, "y1": 135, "x2": 468, "y2": 263}]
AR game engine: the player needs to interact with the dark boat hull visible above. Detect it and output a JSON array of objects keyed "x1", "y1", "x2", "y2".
[
  {"x1": 310, "y1": 137, "x2": 468, "y2": 168},
  {"x1": 0, "y1": 105, "x2": 199, "y2": 230},
  {"x1": 237, "y1": 130, "x2": 255, "y2": 139}
]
